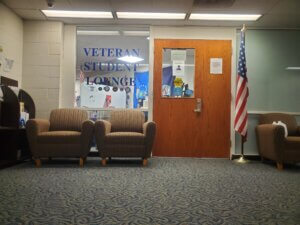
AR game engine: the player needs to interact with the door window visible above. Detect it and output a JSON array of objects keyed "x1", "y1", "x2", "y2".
[{"x1": 161, "y1": 48, "x2": 195, "y2": 98}]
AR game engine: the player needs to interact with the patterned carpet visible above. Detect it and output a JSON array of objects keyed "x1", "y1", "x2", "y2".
[{"x1": 0, "y1": 158, "x2": 299, "y2": 225}]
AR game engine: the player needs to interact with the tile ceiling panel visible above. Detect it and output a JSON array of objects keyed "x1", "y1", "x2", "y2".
[
  {"x1": 110, "y1": 0, "x2": 194, "y2": 12},
  {"x1": 14, "y1": 8, "x2": 46, "y2": 20},
  {"x1": 269, "y1": 0, "x2": 300, "y2": 14},
  {"x1": 192, "y1": 0, "x2": 280, "y2": 13},
  {"x1": 1, "y1": 0, "x2": 71, "y2": 10},
  {"x1": 66, "y1": 0, "x2": 112, "y2": 11},
  {"x1": 2, "y1": 0, "x2": 46, "y2": 9}
]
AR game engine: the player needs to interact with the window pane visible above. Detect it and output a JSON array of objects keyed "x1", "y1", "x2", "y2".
[{"x1": 76, "y1": 28, "x2": 149, "y2": 109}]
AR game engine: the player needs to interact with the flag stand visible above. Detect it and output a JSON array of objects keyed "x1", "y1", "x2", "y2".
[{"x1": 234, "y1": 135, "x2": 249, "y2": 163}]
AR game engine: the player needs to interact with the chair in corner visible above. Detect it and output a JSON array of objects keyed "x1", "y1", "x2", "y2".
[
  {"x1": 255, "y1": 113, "x2": 300, "y2": 170},
  {"x1": 26, "y1": 108, "x2": 94, "y2": 167},
  {"x1": 94, "y1": 109, "x2": 156, "y2": 166}
]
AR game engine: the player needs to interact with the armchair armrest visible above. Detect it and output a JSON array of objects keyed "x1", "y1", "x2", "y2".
[
  {"x1": 297, "y1": 126, "x2": 300, "y2": 136},
  {"x1": 80, "y1": 120, "x2": 95, "y2": 156},
  {"x1": 26, "y1": 119, "x2": 50, "y2": 136},
  {"x1": 255, "y1": 124, "x2": 285, "y2": 161},
  {"x1": 143, "y1": 121, "x2": 156, "y2": 157},
  {"x1": 26, "y1": 119, "x2": 50, "y2": 156},
  {"x1": 95, "y1": 120, "x2": 112, "y2": 151}
]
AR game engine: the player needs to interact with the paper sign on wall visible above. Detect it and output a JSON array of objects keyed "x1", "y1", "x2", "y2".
[
  {"x1": 4, "y1": 58, "x2": 14, "y2": 72},
  {"x1": 210, "y1": 58, "x2": 223, "y2": 74}
]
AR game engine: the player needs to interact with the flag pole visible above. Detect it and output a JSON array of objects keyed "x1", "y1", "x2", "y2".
[
  {"x1": 235, "y1": 135, "x2": 249, "y2": 163},
  {"x1": 234, "y1": 23, "x2": 249, "y2": 164}
]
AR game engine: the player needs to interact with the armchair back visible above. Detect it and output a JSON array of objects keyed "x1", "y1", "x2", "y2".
[
  {"x1": 110, "y1": 109, "x2": 145, "y2": 132},
  {"x1": 259, "y1": 113, "x2": 297, "y2": 135},
  {"x1": 49, "y1": 108, "x2": 88, "y2": 131}
]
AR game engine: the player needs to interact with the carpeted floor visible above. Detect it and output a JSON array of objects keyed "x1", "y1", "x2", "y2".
[{"x1": 0, "y1": 157, "x2": 299, "y2": 225}]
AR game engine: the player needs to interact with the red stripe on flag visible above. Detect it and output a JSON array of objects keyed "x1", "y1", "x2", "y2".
[
  {"x1": 235, "y1": 79, "x2": 247, "y2": 106},
  {"x1": 234, "y1": 99, "x2": 247, "y2": 126}
]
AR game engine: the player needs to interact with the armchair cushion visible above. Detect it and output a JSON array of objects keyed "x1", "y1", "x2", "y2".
[
  {"x1": 285, "y1": 136, "x2": 300, "y2": 150},
  {"x1": 105, "y1": 132, "x2": 145, "y2": 145},
  {"x1": 37, "y1": 131, "x2": 81, "y2": 144}
]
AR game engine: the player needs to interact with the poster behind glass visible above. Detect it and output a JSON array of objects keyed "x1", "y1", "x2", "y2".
[{"x1": 162, "y1": 48, "x2": 195, "y2": 98}]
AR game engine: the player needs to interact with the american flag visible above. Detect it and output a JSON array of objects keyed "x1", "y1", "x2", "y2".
[
  {"x1": 79, "y1": 70, "x2": 85, "y2": 83},
  {"x1": 234, "y1": 29, "x2": 249, "y2": 138}
]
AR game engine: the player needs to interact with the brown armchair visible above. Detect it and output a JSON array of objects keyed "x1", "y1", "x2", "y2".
[
  {"x1": 95, "y1": 109, "x2": 156, "y2": 166},
  {"x1": 26, "y1": 108, "x2": 94, "y2": 167},
  {"x1": 255, "y1": 113, "x2": 300, "y2": 170}
]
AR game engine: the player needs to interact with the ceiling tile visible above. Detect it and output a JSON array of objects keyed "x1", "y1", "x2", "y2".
[
  {"x1": 268, "y1": 0, "x2": 300, "y2": 14},
  {"x1": 110, "y1": 0, "x2": 194, "y2": 12},
  {"x1": 192, "y1": 0, "x2": 280, "y2": 14},
  {"x1": 67, "y1": 0, "x2": 112, "y2": 11},
  {"x1": 14, "y1": 9, "x2": 46, "y2": 20}
]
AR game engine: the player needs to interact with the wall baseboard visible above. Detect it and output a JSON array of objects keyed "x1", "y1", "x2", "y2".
[{"x1": 89, "y1": 152, "x2": 262, "y2": 160}]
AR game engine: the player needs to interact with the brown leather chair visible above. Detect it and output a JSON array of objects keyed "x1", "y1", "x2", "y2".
[
  {"x1": 256, "y1": 113, "x2": 300, "y2": 170},
  {"x1": 26, "y1": 108, "x2": 94, "y2": 167},
  {"x1": 95, "y1": 109, "x2": 156, "y2": 166}
]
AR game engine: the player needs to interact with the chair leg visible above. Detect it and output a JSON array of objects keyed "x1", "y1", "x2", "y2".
[
  {"x1": 101, "y1": 158, "x2": 107, "y2": 166},
  {"x1": 35, "y1": 159, "x2": 41, "y2": 168},
  {"x1": 79, "y1": 157, "x2": 84, "y2": 168},
  {"x1": 276, "y1": 162, "x2": 283, "y2": 170},
  {"x1": 142, "y1": 158, "x2": 148, "y2": 166}
]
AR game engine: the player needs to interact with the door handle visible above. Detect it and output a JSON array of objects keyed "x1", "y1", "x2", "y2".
[{"x1": 194, "y1": 98, "x2": 201, "y2": 113}]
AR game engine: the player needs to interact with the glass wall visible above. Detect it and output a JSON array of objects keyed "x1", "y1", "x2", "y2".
[{"x1": 75, "y1": 27, "x2": 149, "y2": 112}]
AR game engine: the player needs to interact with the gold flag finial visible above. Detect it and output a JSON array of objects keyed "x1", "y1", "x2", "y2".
[{"x1": 241, "y1": 24, "x2": 246, "y2": 32}]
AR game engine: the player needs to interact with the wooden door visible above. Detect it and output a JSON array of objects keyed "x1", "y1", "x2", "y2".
[{"x1": 153, "y1": 39, "x2": 231, "y2": 158}]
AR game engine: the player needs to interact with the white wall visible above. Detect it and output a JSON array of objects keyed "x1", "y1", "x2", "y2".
[
  {"x1": 0, "y1": 3, "x2": 23, "y2": 85},
  {"x1": 60, "y1": 25, "x2": 76, "y2": 108},
  {"x1": 149, "y1": 26, "x2": 237, "y2": 155},
  {"x1": 22, "y1": 21, "x2": 63, "y2": 119}
]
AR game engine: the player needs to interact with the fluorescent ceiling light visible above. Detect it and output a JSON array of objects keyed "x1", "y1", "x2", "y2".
[
  {"x1": 189, "y1": 13, "x2": 261, "y2": 21},
  {"x1": 286, "y1": 67, "x2": 300, "y2": 70},
  {"x1": 123, "y1": 31, "x2": 150, "y2": 36},
  {"x1": 77, "y1": 30, "x2": 120, "y2": 36},
  {"x1": 117, "y1": 12, "x2": 186, "y2": 19},
  {"x1": 42, "y1": 10, "x2": 113, "y2": 18},
  {"x1": 118, "y1": 56, "x2": 144, "y2": 63}
]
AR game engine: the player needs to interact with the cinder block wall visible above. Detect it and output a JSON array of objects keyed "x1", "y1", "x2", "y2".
[
  {"x1": 0, "y1": 3, "x2": 23, "y2": 85},
  {"x1": 22, "y1": 21, "x2": 63, "y2": 119}
]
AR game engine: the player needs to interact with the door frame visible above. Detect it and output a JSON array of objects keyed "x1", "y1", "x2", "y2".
[{"x1": 147, "y1": 28, "x2": 237, "y2": 157}]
